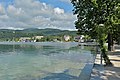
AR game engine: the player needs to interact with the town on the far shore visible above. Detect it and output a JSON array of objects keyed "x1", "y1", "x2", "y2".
[
  {"x1": 14, "y1": 35, "x2": 88, "y2": 42},
  {"x1": 0, "y1": 28, "x2": 96, "y2": 43},
  {"x1": 3, "y1": 35, "x2": 92, "y2": 43}
]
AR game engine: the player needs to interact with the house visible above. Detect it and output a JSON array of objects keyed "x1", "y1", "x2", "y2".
[
  {"x1": 34, "y1": 36, "x2": 44, "y2": 39},
  {"x1": 19, "y1": 37, "x2": 31, "y2": 42},
  {"x1": 74, "y1": 35, "x2": 84, "y2": 42},
  {"x1": 64, "y1": 35, "x2": 71, "y2": 42}
]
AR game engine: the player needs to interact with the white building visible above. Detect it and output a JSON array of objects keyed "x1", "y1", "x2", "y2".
[
  {"x1": 34, "y1": 36, "x2": 44, "y2": 39},
  {"x1": 64, "y1": 35, "x2": 71, "y2": 42}
]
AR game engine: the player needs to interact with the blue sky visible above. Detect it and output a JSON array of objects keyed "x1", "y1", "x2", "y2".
[
  {"x1": 40, "y1": 0, "x2": 73, "y2": 12},
  {"x1": 0, "y1": 0, "x2": 76, "y2": 30},
  {"x1": 0, "y1": 0, "x2": 14, "y2": 7}
]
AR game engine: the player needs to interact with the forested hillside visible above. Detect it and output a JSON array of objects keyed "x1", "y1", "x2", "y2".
[{"x1": 0, "y1": 28, "x2": 77, "y2": 41}]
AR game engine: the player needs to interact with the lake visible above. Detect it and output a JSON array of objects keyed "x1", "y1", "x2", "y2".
[{"x1": 0, "y1": 42, "x2": 96, "y2": 80}]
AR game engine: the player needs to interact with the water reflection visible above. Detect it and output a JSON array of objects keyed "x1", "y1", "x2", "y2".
[{"x1": 0, "y1": 42, "x2": 96, "y2": 80}]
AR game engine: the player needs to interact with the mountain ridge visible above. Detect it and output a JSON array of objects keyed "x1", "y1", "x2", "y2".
[{"x1": 0, "y1": 28, "x2": 77, "y2": 39}]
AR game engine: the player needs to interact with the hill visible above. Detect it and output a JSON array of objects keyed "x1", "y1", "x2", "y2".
[{"x1": 0, "y1": 28, "x2": 77, "y2": 39}]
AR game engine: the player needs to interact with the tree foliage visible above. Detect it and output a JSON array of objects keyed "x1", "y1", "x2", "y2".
[
  {"x1": 71, "y1": 0, "x2": 120, "y2": 36},
  {"x1": 71, "y1": 0, "x2": 120, "y2": 65}
]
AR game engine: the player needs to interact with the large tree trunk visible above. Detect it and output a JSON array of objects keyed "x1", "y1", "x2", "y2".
[
  {"x1": 118, "y1": 37, "x2": 120, "y2": 45},
  {"x1": 102, "y1": 47, "x2": 112, "y2": 65},
  {"x1": 100, "y1": 40, "x2": 112, "y2": 66},
  {"x1": 108, "y1": 33, "x2": 113, "y2": 51}
]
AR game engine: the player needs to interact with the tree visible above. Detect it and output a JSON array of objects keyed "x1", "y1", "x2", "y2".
[{"x1": 71, "y1": 0, "x2": 120, "y2": 65}]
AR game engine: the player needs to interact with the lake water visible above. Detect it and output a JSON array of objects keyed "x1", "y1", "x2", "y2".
[{"x1": 0, "y1": 42, "x2": 96, "y2": 80}]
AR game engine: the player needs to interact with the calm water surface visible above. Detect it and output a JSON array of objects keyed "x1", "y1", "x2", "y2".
[{"x1": 0, "y1": 42, "x2": 95, "y2": 80}]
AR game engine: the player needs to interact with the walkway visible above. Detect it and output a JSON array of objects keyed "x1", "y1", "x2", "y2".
[{"x1": 90, "y1": 51, "x2": 120, "y2": 80}]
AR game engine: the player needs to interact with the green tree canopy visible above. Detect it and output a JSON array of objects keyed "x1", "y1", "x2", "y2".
[
  {"x1": 71, "y1": 0, "x2": 120, "y2": 65},
  {"x1": 71, "y1": 0, "x2": 120, "y2": 37}
]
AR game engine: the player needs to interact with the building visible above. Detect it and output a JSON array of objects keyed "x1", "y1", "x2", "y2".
[
  {"x1": 74, "y1": 35, "x2": 84, "y2": 42},
  {"x1": 19, "y1": 37, "x2": 31, "y2": 42},
  {"x1": 64, "y1": 35, "x2": 71, "y2": 42},
  {"x1": 34, "y1": 36, "x2": 44, "y2": 39}
]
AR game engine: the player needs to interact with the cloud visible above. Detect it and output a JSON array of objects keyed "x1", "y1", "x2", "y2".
[
  {"x1": 0, "y1": 0, "x2": 76, "y2": 30},
  {"x1": 54, "y1": 7, "x2": 64, "y2": 14},
  {"x1": 0, "y1": 4, "x2": 5, "y2": 15},
  {"x1": 59, "y1": 0, "x2": 71, "y2": 3}
]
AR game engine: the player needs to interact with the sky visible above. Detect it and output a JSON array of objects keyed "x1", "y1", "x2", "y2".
[{"x1": 0, "y1": 0, "x2": 76, "y2": 30}]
